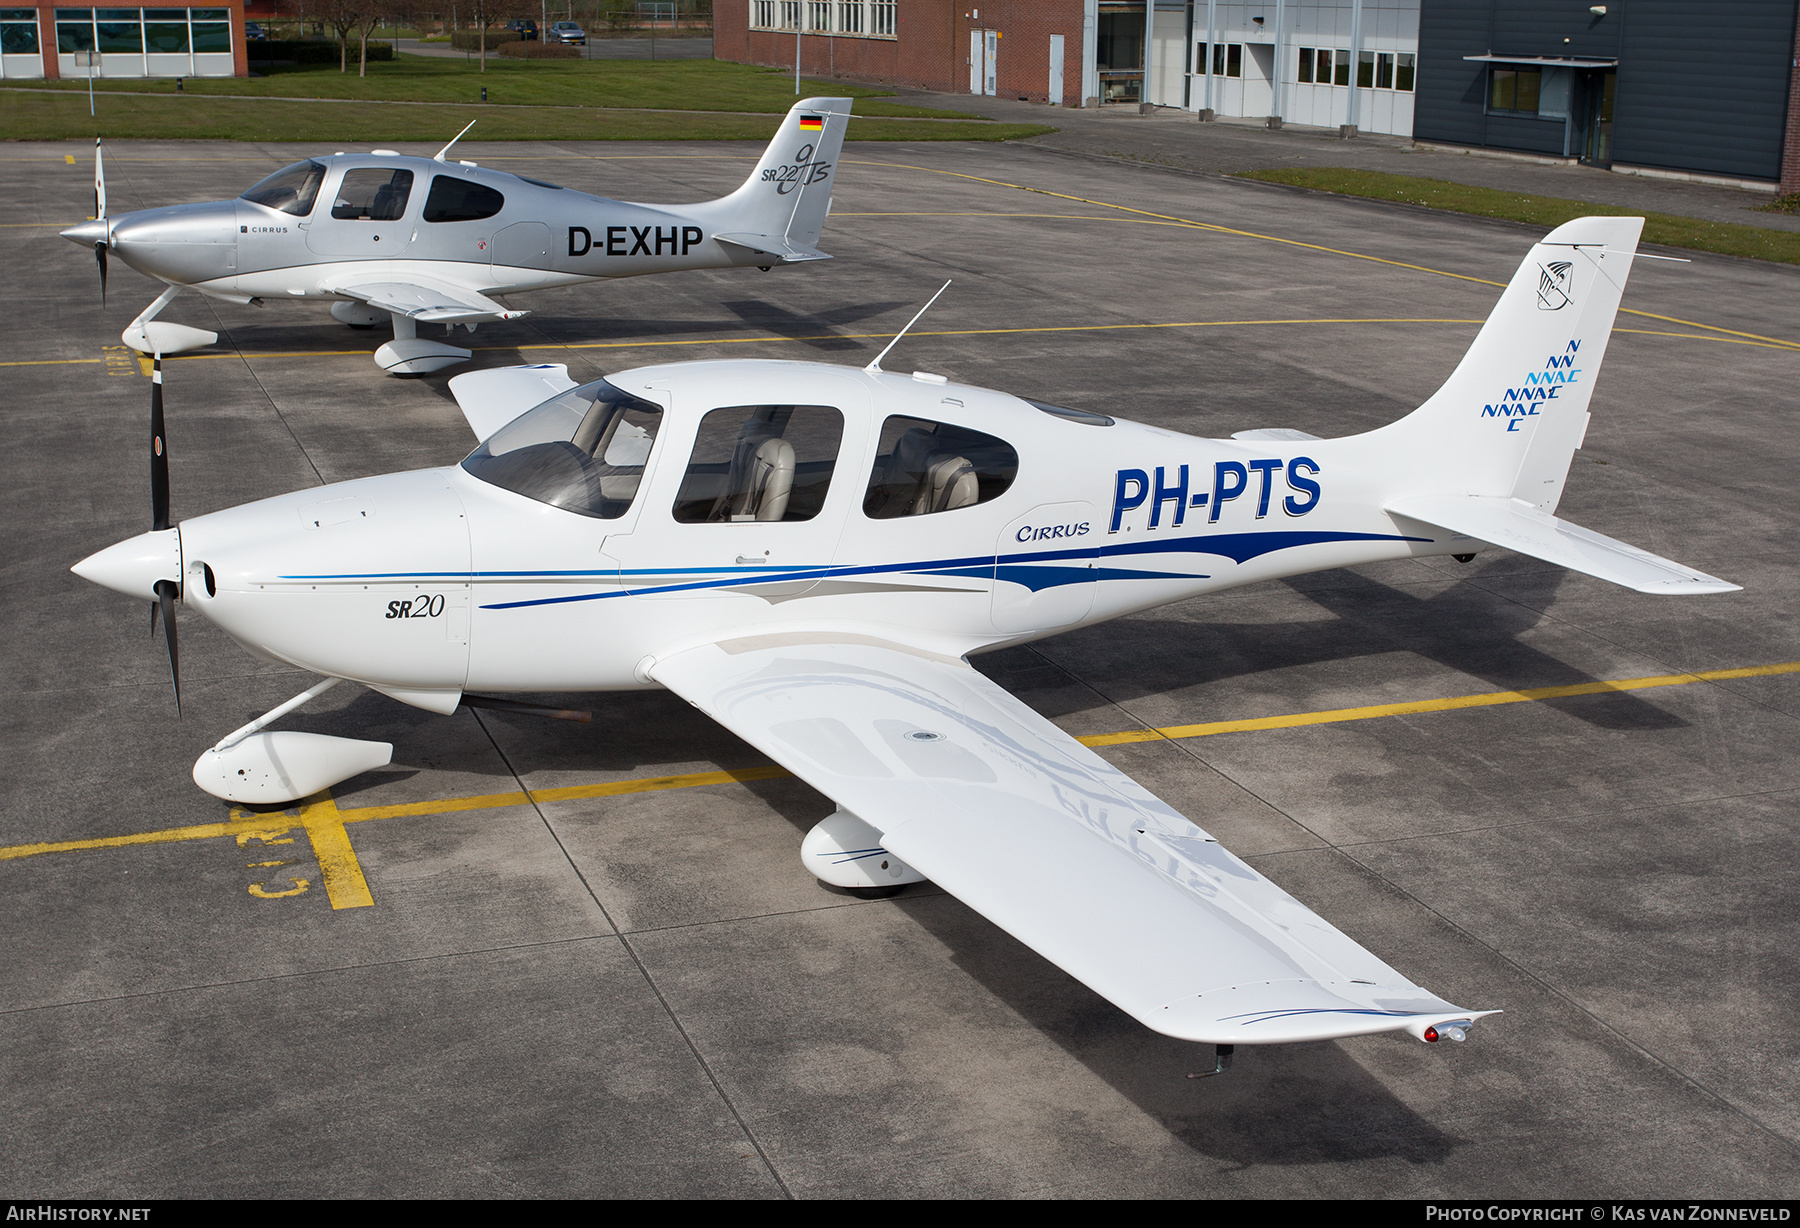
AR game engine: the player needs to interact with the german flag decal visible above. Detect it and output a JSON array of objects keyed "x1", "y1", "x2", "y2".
[{"x1": 799, "y1": 114, "x2": 824, "y2": 131}]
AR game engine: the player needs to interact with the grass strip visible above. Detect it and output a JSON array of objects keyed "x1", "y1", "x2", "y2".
[
  {"x1": 1236, "y1": 167, "x2": 1800, "y2": 265},
  {"x1": 0, "y1": 90, "x2": 1052, "y2": 143},
  {"x1": 4, "y1": 56, "x2": 981, "y2": 120}
]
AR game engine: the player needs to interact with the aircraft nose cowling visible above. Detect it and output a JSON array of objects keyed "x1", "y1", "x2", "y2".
[
  {"x1": 109, "y1": 203, "x2": 238, "y2": 282},
  {"x1": 60, "y1": 218, "x2": 109, "y2": 248},
  {"x1": 177, "y1": 470, "x2": 474, "y2": 694},
  {"x1": 72, "y1": 527, "x2": 181, "y2": 601}
]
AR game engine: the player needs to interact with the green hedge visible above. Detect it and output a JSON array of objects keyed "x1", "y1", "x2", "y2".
[
  {"x1": 449, "y1": 29, "x2": 521, "y2": 51},
  {"x1": 247, "y1": 39, "x2": 396, "y2": 63}
]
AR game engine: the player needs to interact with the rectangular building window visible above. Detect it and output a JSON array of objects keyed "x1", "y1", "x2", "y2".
[
  {"x1": 1395, "y1": 52, "x2": 1415, "y2": 92},
  {"x1": 1297, "y1": 46, "x2": 1311, "y2": 82},
  {"x1": 806, "y1": 1, "x2": 829, "y2": 31},
  {"x1": 870, "y1": 0, "x2": 894, "y2": 36},
  {"x1": 752, "y1": 0, "x2": 774, "y2": 28},
  {"x1": 1298, "y1": 47, "x2": 1340, "y2": 85},
  {"x1": 2, "y1": 7, "x2": 39, "y2": 53},
  {"x1": 1191, "y1": 42, "x2": 1240, "y2": 78},
  {"x1": 779, "y1": 0, "x2": 800, "y2": 30},
  {"x1": 1489, "y1": 66, "x2": 1541, "y2": 114},
  {"x1": 1333, "y1": 48, "x2": 1348, "y2": 85},
  {"x1": 1356, "y1": 49, "x2": 1374, "y2": 89},
  {"x1": 837, "y1": 0, "x2": 861, "y2": 33},
  {"x1": 1376, "y1": 52, "x2": 1393, "y2": 89}
]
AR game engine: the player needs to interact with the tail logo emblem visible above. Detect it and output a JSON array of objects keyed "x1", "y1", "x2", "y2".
[{"x1": 1537, "y1": 261, "x2": 1574, "y2": 311}]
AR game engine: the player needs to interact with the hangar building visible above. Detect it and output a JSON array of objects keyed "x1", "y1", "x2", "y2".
[{"x1": 711, "y1": 0, "x2": 1800, "y2": 190}]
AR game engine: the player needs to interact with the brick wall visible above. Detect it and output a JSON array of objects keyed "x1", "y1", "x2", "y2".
[
  {"x1": 717, "y1": 0, "x2": 1086, "y2": 107},
  {"x1": 1784, "y1": 6, "x2": 1800, "y2": 196}
]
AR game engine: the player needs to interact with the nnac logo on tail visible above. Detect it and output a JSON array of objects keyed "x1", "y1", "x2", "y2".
[{"x1": 1537, "y1": 261, "x2": 1574, "y2": 311}]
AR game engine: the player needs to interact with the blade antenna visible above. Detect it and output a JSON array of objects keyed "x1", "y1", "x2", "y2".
[
  {"x1": 864, "y1": 279, "x2": 952, "y2": 374},
  {"x1": 434, "y1": 119, "x2": 478, "y2": 163}
]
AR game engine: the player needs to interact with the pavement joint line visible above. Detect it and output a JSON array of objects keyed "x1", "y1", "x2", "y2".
[
  {"x1": 855, "y1": 157, "x2": 1800, "y2": 352},
  {"x1": 5, "y1": 660, "x2": 1796, "y2": 869}
]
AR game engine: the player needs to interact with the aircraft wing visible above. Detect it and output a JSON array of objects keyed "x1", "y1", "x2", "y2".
[
  {"x1": 323, "y1": 276, "x2": 529, "y2": 324},
  {"x1": 649, "y1": 635, "x2": 1490, "y2": 1045}
]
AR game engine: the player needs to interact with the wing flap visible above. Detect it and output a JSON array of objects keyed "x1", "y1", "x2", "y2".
[
  {"x1": 324, "y1": 277, "x2": 529, "y2": 324},
  {"x1": 1388, "y1": 494, "x2": 1739, "y2": 594},
  {"x1": 650, "y1": 637, "x2": 1483, "y2": 1044}
]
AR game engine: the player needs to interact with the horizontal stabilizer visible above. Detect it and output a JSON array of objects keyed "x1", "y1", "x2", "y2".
[
  {"x1": 448, "y1": 364, "x2": 578, "y2": 440},
  {"x1": 714, "y1": 233, "x2": 832, "y2": 264},
  {"x1": 1387, "y1": 494, "x2": 1740, "y2": 595},
  {"x1": 324, "y1": 277, "x2": 527, "y2": 324}
]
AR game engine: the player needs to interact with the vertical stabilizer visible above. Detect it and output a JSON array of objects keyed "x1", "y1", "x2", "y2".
[
  {"x1": 1374, "y1": 216, "x2": 1643, "y2": 513},
  {"x1": 689, "y1": 97, "x2": 854, "y2": 255}
]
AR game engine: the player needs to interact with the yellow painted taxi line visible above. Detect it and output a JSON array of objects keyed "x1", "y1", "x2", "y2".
[
  {"x1": 1080, "y1": 660, "x2": 1800, "y2": 747},
  {"x1": 4, "y1": 662, "x2": 1796, "y2": 880},
  {"x1": 0, "y1": 318, "x2": 1491, "y2": 369}
]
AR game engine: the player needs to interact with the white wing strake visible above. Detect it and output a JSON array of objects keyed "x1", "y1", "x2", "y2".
[
  {"x1": 1387, "y1": 495, "x2": 1741, "y2": 595},
  {"x1": 650, "y1": 635, "x2": 1493, "y2": 1045}
]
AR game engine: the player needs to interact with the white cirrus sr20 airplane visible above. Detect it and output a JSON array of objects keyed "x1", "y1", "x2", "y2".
[
  {"x1": 60, "y1": 99, "x2": 852, "y2": 375},
  {"x1": 74, "y1": 217, "x2": 1735, "y2": 1063}
]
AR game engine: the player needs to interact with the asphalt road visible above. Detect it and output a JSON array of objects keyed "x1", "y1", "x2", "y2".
[{"x1": 4, "y1": 135, "x2": 1799, "y2": 1198}]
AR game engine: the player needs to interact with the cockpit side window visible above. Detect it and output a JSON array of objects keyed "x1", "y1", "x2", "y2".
[
  {"x1": 331, "y1": 168, "x2": 415, "y2": 221},
  {"x1": 671, "y1": 405, "x2": 844, "y2": 524},
  {"x1": 461, "y1": 380, "x2": 663, "y2": 519},
  {"x1": 423, "y1": 175, "x2": 506, "y2": 223},
  {"x1": 239, "y1": 160, "x2": 325, "y2": 217},
  {"x1": 863, "y1": 415, "x2": 1018, "y2": 519}
]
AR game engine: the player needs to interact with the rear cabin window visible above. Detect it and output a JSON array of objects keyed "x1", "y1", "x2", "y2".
[
  {"x1": 423, "y1": 176, "x2": 506, "y2": 223},
  {"x1": 863, "y1": 416, "x2": 1018, "y2": 518},
  {"x1": 330, "y1": 168, "x2": 414, "y2": 221},
  {"x1": 672, "y1": 405, "x2": 844, "y2": 524}
]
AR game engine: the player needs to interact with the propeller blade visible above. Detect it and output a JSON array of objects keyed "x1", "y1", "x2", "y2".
[
  {"x1": 150, "y1": 355, "x2": 169, "y2": 532},
  {"x1": 94, "y1": 136, "x2": 106, "y2": 221},
  {"x1": 154, "y1": 578, "x2": 180, "y2": 717},
  {"x1": 95, "y1": 239, "x2": 107, "y2": 307}
]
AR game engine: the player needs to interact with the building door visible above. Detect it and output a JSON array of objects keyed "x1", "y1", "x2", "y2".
[
  {"x1": 1049, "y1": 33, "x2": 1064, "y2": 105},
  {"x1": 1243, "y1": 42, "x2": 1274, "y2": 117},
  {"x1": 970, "y1": 30, "x2": 982, "y2": 93},
  {"x1": 983, "y1": 29, "x2": 998, "y2": 95},
  {"x1": 1578, "y1": 69, "x2": 1615, "y2": 168}
]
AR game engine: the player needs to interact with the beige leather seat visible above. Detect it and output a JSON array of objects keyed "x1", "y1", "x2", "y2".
[
  {"x1": 910, "y1": 455, "x2": 978, "y2": 515},
  {"x1": 731, "y1": 437, "x2": 795, "y2": 521}
]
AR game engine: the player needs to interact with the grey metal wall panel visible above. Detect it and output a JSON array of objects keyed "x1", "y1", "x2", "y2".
[
  {"x1": 1415, "y1": 0, "x2": 1492, "y2": 145},
  {"x1": 1482, "y1": 113, "x2": 1568, "y2": 156},
  {"x1": 1609, "y1": 0, "x2": 1795, "y2": 181}
]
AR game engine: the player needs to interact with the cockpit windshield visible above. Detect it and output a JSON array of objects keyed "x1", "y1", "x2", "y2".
[
  {"x1": 461, "y1": 380, "x2": 663, "y2": 519},
  {"x1": 240, "y1": 160, "x2": 326, "y2": 217}
]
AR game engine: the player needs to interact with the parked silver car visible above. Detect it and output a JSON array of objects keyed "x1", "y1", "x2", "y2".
[{"x1": 546, "y1": 21, "x2": 587, "y2": 45}]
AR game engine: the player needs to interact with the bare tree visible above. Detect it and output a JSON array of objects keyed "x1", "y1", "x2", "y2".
[
  {"x1": 296, "y1": 0, "x2": 365, "y2": 72},
  {"x1": 463, "y1": 0, "x2": 526, "y2": 72}
]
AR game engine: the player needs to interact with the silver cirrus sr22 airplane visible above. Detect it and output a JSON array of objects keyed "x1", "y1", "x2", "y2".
[
  {"x1": 60, "y1": 98, "x2": 852, "y2": 375},
  {"x1": 72, "y1": 218, "x2": 1736, "y2": 1065}
]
